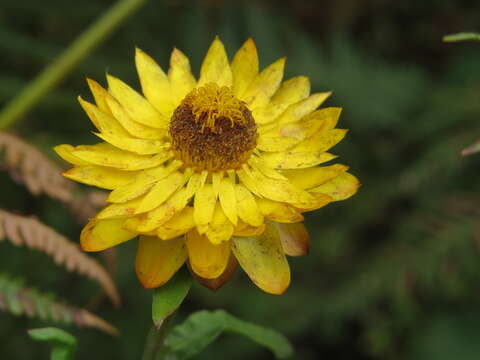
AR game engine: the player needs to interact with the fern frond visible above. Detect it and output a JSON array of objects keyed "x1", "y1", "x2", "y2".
[
  {"x1": 0, "y1": 132, "x2": 73, "y2": 202},
  {"x1": 0, "y1": 209, "x2": 120, "y2": 306},
  {"x1": 0, "y1": 273, "x2": 118, "y2": 336},
  {"x1": 0, "y1": 132, "x2": 108, "y2": 222}
]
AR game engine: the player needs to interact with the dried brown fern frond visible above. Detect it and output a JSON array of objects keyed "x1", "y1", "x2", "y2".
[
  {"x1": 0, "y1": 132, "x2": 73, "y2": 203},
  {"x1": 0, "y1": 132, "x2": 108, "y2": 222},
  {"x1": 0, "y1": 273, "x2": 118, "y2": 336},
  {"x1": 0, "y1": 209, "x2": 120, "y2": 306}
]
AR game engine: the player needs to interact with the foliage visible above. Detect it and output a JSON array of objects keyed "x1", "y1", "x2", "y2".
[
  {"x1": 0, "y1": 274, "x2": 117, "y2": 335},
  {"x1": 0, "y1": 132, "x2": 108, "y2": 223},
  {"x1": 28, "y1": 327, "x2": 77, "y2": 360},
  {"x1": 0, "y1": 132, "x2": 73, "y2": 203},
  {"x1": 0, "y1": 131, "x2": 118, "y2": 336},
  {"x1": 163, "y1": 310, "x2": 293, "y2": 360},
  {"x1": 0, "y1": 209, "x2": 120, "y2": 306},
  {"x1": 152, "y1": 268, "x2": 192, "y2": 328},
  {"x1": 0, "y1": 125, "x2": 118, "y2": 338}
]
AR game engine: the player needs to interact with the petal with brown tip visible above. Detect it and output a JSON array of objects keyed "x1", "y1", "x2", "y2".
[{"x1": 275, "y1": 222, "x2": 310, "y2": 257}]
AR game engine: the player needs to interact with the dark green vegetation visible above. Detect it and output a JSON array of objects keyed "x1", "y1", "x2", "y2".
[{"x1": 1, "y1": 0, "x2": 480, "y2": 359}]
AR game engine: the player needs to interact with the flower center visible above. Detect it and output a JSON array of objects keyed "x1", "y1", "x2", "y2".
[{"x1": 169, "y1": 83, "x2": 257, "y2": 172}]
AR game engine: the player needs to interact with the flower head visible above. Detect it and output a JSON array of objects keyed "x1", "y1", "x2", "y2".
[{"x1": 55, "y1": 37, "x2": 359, "y2": 294}]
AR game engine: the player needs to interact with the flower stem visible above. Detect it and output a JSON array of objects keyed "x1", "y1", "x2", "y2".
[
  {"x1": 142, "y1": 313, "x2": 176, "y2": 360},
  {"x1": 0, "y1": 0, "x2": 149, "y2": 130}
]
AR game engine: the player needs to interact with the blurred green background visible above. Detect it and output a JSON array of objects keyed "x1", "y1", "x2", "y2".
[{"x1": 1, "y1": 0, "x2": 480, "y2": 359}]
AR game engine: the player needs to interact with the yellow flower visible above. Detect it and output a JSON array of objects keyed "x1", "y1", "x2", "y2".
[{"x1": 55, "y1": 37, "x2": 359, "y2": 295}]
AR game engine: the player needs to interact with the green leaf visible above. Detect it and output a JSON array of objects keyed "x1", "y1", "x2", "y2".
[
  {"x1": 152, "y1": 267, "x2": 192, "y2": 328},
  {"x1": 164, "y1": 310, "x2": 294, "y2": 359},
  {"x1": 28, "y1": 327, "x2": 76, "y2": 346},
  {"x1": 28, "y1": 327, "x2": 77, "y2": 360},
  {"x1": 443, "y1": 32, "x2": 480, "y2": 42}
]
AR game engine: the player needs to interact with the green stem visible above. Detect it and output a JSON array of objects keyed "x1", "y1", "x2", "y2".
[
  {"x1": 0, "y1": 0, "x2": 149, "y2": 130},
  {"x1": 443, "y1": 32, "x2": 480, "y2": 42},
  {"x1": 142, "y1": 313, "x2": 176, "y2": 360}
]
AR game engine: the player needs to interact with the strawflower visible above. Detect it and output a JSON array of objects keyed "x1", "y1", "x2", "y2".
[{"x1": 55, "y1": 37, "x2": 359, "y2": 294}]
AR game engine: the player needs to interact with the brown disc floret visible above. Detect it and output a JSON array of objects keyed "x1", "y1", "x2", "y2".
[{"x1": 169, "y1": 83, "x2": 258, "y2": 172}]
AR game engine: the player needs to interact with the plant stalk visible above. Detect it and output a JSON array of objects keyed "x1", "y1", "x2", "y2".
[
  {"x1": 443, "y1": 32, "x2": 480, "y2": 42},
  {"x1": 142, "y1": 313, "x2": 176, "y2": 360},
  {"x1": 0, "y1": 0, "x2": 149, "y2": 130}
]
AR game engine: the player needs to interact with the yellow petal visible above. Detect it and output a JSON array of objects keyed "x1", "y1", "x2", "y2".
[
  {"x1": 283, "y1": 164, "x2": 349, "y2": 190},
  {"x1": 256, "y1": 133, "x2": 302, "y2": 152},
  {"x1": 193, "y1": 254, "x2": 238, "y2": 291},
  {"x1": 63, "y1": 166, "x2": 133, "y2": 190},
  {"x1": 241, "y1": 58, "x2": 286, "y2": 108},
  {"x1": 120, "y1": 215, "x2": 148, "y2": 234},
  {"x1": 278, "y1": 110, "x2": 329, "y2": 139},
  {"x1": 157, "y1": 207, "x2": 195, "y2": 240},
  {"x1": 78, "y1": 96, "x2": 130, "y2": 137},
  {"x1": 80, "y1": 217, "x2": 136, "y2": 252},
  {"x1": 54, "y1": 145, "x2": 90, "y2": 166},
  {"x1": 135, "y1": 171, "x2": 187, "y2": 214},
  {"x1": 185, "y1": 170, "x2": 208, "y2": 199},
  {"x1": 187, "y1": 230, "x2": 230, "y2": 279},
  {"x1": 277, "y1": 92, "x2": 332, "y2": 124},
  {"x1": 278, "y1": 107, "x2": 343, "y2": 153},
  {"x1": 227, "y1": 169, "x2": 236, "y2": 183},
  {"x1": 275, "y1": 222, "x2": 310, "y2": 256},
  {"x1": 292, "y1": 129, "x2": 348, "y2": 153},
  {"x1": 236, "y1": 166, "x2": 262, "y2": 198},
  {"x1": 193, "y1": 184, "x2": 216, "y2": 230},
  {"x1": 97, "y1": 197, "x2": 143, "y2": 219},
  {"x1": 127, "y1": 188, "x2": 188, "y2": 233},
  {"x1": 108, "y1": 161, "x2": 182, "y2": 203},
  {"x1": 198, "y1": 37, "x2": 232, "y2": 88},
  {"x1": 271, "y1": 76, "x2": 310, "y2": 104},
  {"x1": 107, "y1": 74, "x2": 168, "y2": 129},
  {"x1": 218, "y1": 177, "x2": 237, "y2": 226},
  {"x1": 257, "y1": 121, "x2": 281, "y2": 135},
  {"x1": 252, "y1": 104, "x2": 287, "y2": 125},
  {"x1": 107, "y1": 180, "x2": 153, "y2": 204},
  {"x1": 257, "y1": 198, "x2": 304, "y2": 223},
  {"x1": 168, "y1": 48, "x2": 197, "y2": 106},
  {"x1": 211, "y1": 172, "x2": 223, "y2": 199},
  {"x1": 304, "y1": 107, "x2": 342, "y2": 129},
  {"x1": 135, "y1": 48, "x2": 174, "y2": 116},
  {"x1": 105, "y1": 95, "x2": 166, "y2": 140},
  {"x1": 252, "y1": 76, "x2": 311, "y2": 125},
  {"x1": 260, "y1": 151, "x2": 337, "y2": 169},
  {"x1": 235, "y1": 184, "x2": 263, "y2": 227},
  {"x1": 310, "y1": 172, "x2": 360, "y2": 201},
  {"x1": 72, "y1": 143, "x2": 170, "y2": 170},
  {"x1": 86, "y1": 78, "x2": 112, "y2": 115},
  {"x1": 234, "y1": 221, "x2": 266, "y2": 237},
  {"x1": 94, "y1": 132, "x2": 168, "y2": 155},
  {"x1": 77, "y1": 96, "x2": 99, "y2": 130},
  {"x1": 248, "y1": 166, "x2": 314, "y2": 205},
  {"x1": 136, "y1": 236, "x2": 187, "y2": 289},
  {"x1": 205, "y1": 204, "x2": 235, "y2": 245},
  {"x1": 231, "y1": 222, "x2": 290, "y2": 294},
  {"x1": 292, "y1": 192, "x2": 332, "y2": 211},
  {"x1": 231, "y1": 38, "x2": 259, "y2": 97},
  {"x1": 257, "y1": 108, "x2": 335, "y2": 152},
  {"x1": 248, "y1": 156, "x2": 288, "y2": 180}
]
